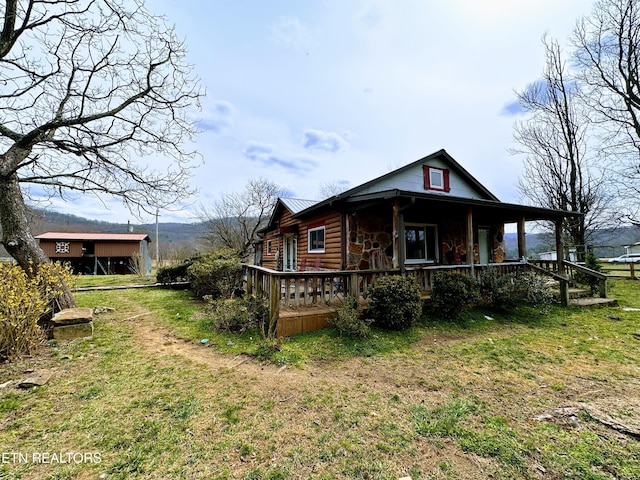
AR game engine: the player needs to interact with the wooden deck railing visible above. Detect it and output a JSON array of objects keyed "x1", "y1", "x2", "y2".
[
  {"x1": 245, "y1": 259, "x2": 607, "y2": 336},
  {"x1": 244, "y1": 261, "x2": 572, "y2": 333},
  {"x1": 528, "y1": 259, "x2": 608, "y2": 300}
]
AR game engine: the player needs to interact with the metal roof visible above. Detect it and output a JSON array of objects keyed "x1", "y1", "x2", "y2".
[
  {"x1": 35, "y1": 232, "x2": 151, "y2": 242},
  {"x1": 279, "y1": 198, "x2": 318, "y2": 214}
]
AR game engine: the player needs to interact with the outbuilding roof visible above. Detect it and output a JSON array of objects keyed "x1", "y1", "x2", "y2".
[{"x1": 35, "y1": 232, "x2": 150, "y2": 242}]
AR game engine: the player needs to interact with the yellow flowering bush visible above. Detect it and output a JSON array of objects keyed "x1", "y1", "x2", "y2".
[{"x1": 0, "y1": 262, "x2": 76, "y2": 360}]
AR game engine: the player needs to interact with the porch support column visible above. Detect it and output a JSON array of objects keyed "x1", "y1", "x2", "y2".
[
  {"x1": 466, "y1": 207, "x2": 474, "y2": 276},
  {"x1": 555, "y1": 218, "x2": 569, "y2": 306},
  {"x1": 517, "y1": 215, "x2": 527, "y2": 260},
  {"x1": 392, "y1": 199, "x2": 400, "y2": 270}
]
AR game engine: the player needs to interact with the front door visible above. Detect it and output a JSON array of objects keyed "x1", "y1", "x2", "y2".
[
  {"x1": 478, "y1": 228, "x2": 492, "y2": 264},
  {"x1": 283, "y1": 234, "x2": 297, "y2": 271}
]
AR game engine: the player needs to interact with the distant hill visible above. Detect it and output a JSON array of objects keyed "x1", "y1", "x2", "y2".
[
  {"x1": 504, "y1": 226, "x2": 640, "y2": 259},
  {"x1": 0, "y1": 209, "x2": 208, "y2": 259},
  {"x1": 1, "y1": 209, "x2": 638, "y2": 261}
]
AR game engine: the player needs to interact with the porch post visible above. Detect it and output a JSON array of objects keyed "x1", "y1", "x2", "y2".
[
  {"x1": 466, "y1": 207, "x2": 474, "y2": 275},
  {"x1": 555, "y1": 218, "x2": 569, "y2": 306},
  {"x1": 392, "y1": 199, "x2": 400, "y2": 270},
  {"x1": 517, "y1": 215, "x2": 527, "y2": 260},
  {"x1": 398, "y1": 213, "x2": 406, "y2": 274}
]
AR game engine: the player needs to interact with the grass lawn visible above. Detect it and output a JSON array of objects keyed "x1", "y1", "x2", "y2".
[{"x1": 1, "y1": 280, "x2": 640, "y2": 479}]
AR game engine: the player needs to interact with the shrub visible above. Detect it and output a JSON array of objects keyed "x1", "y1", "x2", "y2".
[
  {"x1": 366, "y1": 275, "x2": 422, "y2": 330},
  {"x1": 513, "y1": 271, "x2": 554, "y2": 306},
  {"x1": 430, "y1": 272, "x2": 480, "y2": 320},
  {"x1": 156, "y1": 259, "x2": 195, "y2": 284},
  {"x1": 206, "y1": 295, "x2": 268, "y2": 334},
  {"x1": 207, "y1": 297, "x2": 256, "y2": 333},
  {"x1": 0, "y1": 262, "x2": 76, "y2": 360},
  {"x1": 575, "y1": 250, "x2": 602, "y2": 294},
  {"x1": 329, "y1": 295, "x2": 373, "y2": 338},
  {"x1": 187, "y1": 249, "x2": 243, "y2": 299},
  {"x1": 479, "y1": 269, "x2": 517, "y2": 311}
]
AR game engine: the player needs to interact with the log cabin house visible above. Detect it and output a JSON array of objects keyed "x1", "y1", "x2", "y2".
[
  {"x1": 35, "y1": 232, "x2": 152, "y2": 275},
  {"x1": 247, "y1": 149, "x2": 605, "y2": 336},
  {"x1": 257, "y1": 149, "x2": 578, "y2": 273}
]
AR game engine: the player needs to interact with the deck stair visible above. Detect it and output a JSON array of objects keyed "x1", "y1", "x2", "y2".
[{"x1": 566, "y1": 288, "x2": 617, "y2": 307}]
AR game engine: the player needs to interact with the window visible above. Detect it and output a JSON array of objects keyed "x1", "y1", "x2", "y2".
[
  {"x1": 423, "y1": 165, "x2": 450, "y2": 192},
  {"x1": 308, "y1": 226, "x2": 325, "y2": 253},
  {"x1": 266, "y1": 240, "x2": 272, "y2": 255},
  {"x1": 405, "y1": 224, "x2": 437, "y2": 263}
]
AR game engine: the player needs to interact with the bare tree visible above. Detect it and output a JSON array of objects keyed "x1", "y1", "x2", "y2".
[
  {"x1": 318, "y1": 180, "x2": 348, "y2": 199},
  {"x1": 511, "y1": 35, "x2": 614, "y2": 258},
  {"x1": 572, "y1": 0, "x2": 640, "y2": 225},
  {"x1": 199, "y1": 178, "x2": 282, "y2": 261},
  {"x1": 0, "y1": 0, "x2": 202, "y2": 307}
]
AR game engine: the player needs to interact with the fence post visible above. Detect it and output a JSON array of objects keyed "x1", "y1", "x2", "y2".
[
  {"x1": 246, "y1": 267, "x2": 253, "y2": 297},
  {"x1": 268, "y1": 274, "x2": 280, "y2": 338},
  {"x1": 599, "y1": 277, "x2": 608, "y2": 298},
  {"x1": 631, "y1": 263, "x2": 636, "y2": 281}
]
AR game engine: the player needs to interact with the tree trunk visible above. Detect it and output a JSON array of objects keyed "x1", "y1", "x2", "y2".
[{"x1": 0, "y1": 174, "x2": 77, "y2": 309}]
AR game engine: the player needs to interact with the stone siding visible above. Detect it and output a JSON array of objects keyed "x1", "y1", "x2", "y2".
[{"x1": 346, "y1": 213, "x2": 394, "y2": 270}]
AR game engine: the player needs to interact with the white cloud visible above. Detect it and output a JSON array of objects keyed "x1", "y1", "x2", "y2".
[
  {"x1": 195, "y1": 100, "x2": 234, "y2": 134},
  {"x1": 302, "y1": 129, "x2": 349, "y2": 153}
]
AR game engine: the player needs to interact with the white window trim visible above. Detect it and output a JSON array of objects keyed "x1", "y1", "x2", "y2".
[
  {"x1": 429, "y1": 168, "x2": 444, "y2": 190},
  {"x1": 266, "y1": 239, "x2": 272, "y2": 255},
  {"x1": 404, "y1": 223, "x2": 438, "y2": 264},
  {"x1": 308, "y1": 226, "x2": 326, "y2": 253}
]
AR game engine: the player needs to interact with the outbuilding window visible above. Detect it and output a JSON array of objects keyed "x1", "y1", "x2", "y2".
[{"x1": 308, "y1": 226, "x2": 325, "y2": 253}]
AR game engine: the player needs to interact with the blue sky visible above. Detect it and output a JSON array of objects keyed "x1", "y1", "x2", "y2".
[{"x1": 49, "y1": 0, "x2": 594, "y2": 223}]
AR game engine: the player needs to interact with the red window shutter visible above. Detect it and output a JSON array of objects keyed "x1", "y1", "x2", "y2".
[
  {"x1": 422, "y1": 165, "x2": 429, "y2": 190},
  {"x1": 443, "y1": 169, "x2": 450, "y2": 192}
]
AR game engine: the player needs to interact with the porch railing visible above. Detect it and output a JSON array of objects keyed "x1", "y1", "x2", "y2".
[
  {"x1": 528, "y1": 259, "x2": 608, "y2": 299},
  {"x1": 244, "y1": 261, "x2": 564, "y2": 328},
  {"x1": 245, "y1": 260, "x2": 607, "y2": 336}
]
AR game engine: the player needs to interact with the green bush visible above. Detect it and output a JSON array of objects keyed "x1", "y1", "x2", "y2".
[
  {"x1": 329, "y1": 295, "x2": 372, "y2": 338},
  {"x1": 366, "y1": 275, "x2": 422, "y2": 330},
  {"x1": 187, "y1": 249, "x2": 243, "y2": 299},
  {"x1": 513, "y1": 271, "x2": 554, "y2": 306},
  {"x1": 479, "y1": 269, "x2": 517, "y2": 311},
  {"x1": 156, "y1": 260, "x2": 194, "y2": 285},
  {"x1": 575, "y1": 250, "x2": 602, "y2": 294},
  {"x1": 205, "y1": 295, "x2": 267, "y2": 334},
  {"x1": 207, "y1": 297, "x2": 256, "y2": 333},
  {"x1": 430, "y1": 272, "x2": 480, "y2": 320}
]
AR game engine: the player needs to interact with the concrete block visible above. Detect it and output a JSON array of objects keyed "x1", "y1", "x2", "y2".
[
  {"x1": 53, "y1": 322, "x2": 94, "y2": 341},
  {"x1": 52, "y1": 307, "x2": 93, "y2": 326}
]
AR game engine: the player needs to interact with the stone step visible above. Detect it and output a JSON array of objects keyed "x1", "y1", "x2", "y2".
[
  {"x1": 51, "y1": 307, "x2": 94, "y2": 340},
  {"x1": 570, "y1": 297, "x2": 618, "y2": 307}
]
